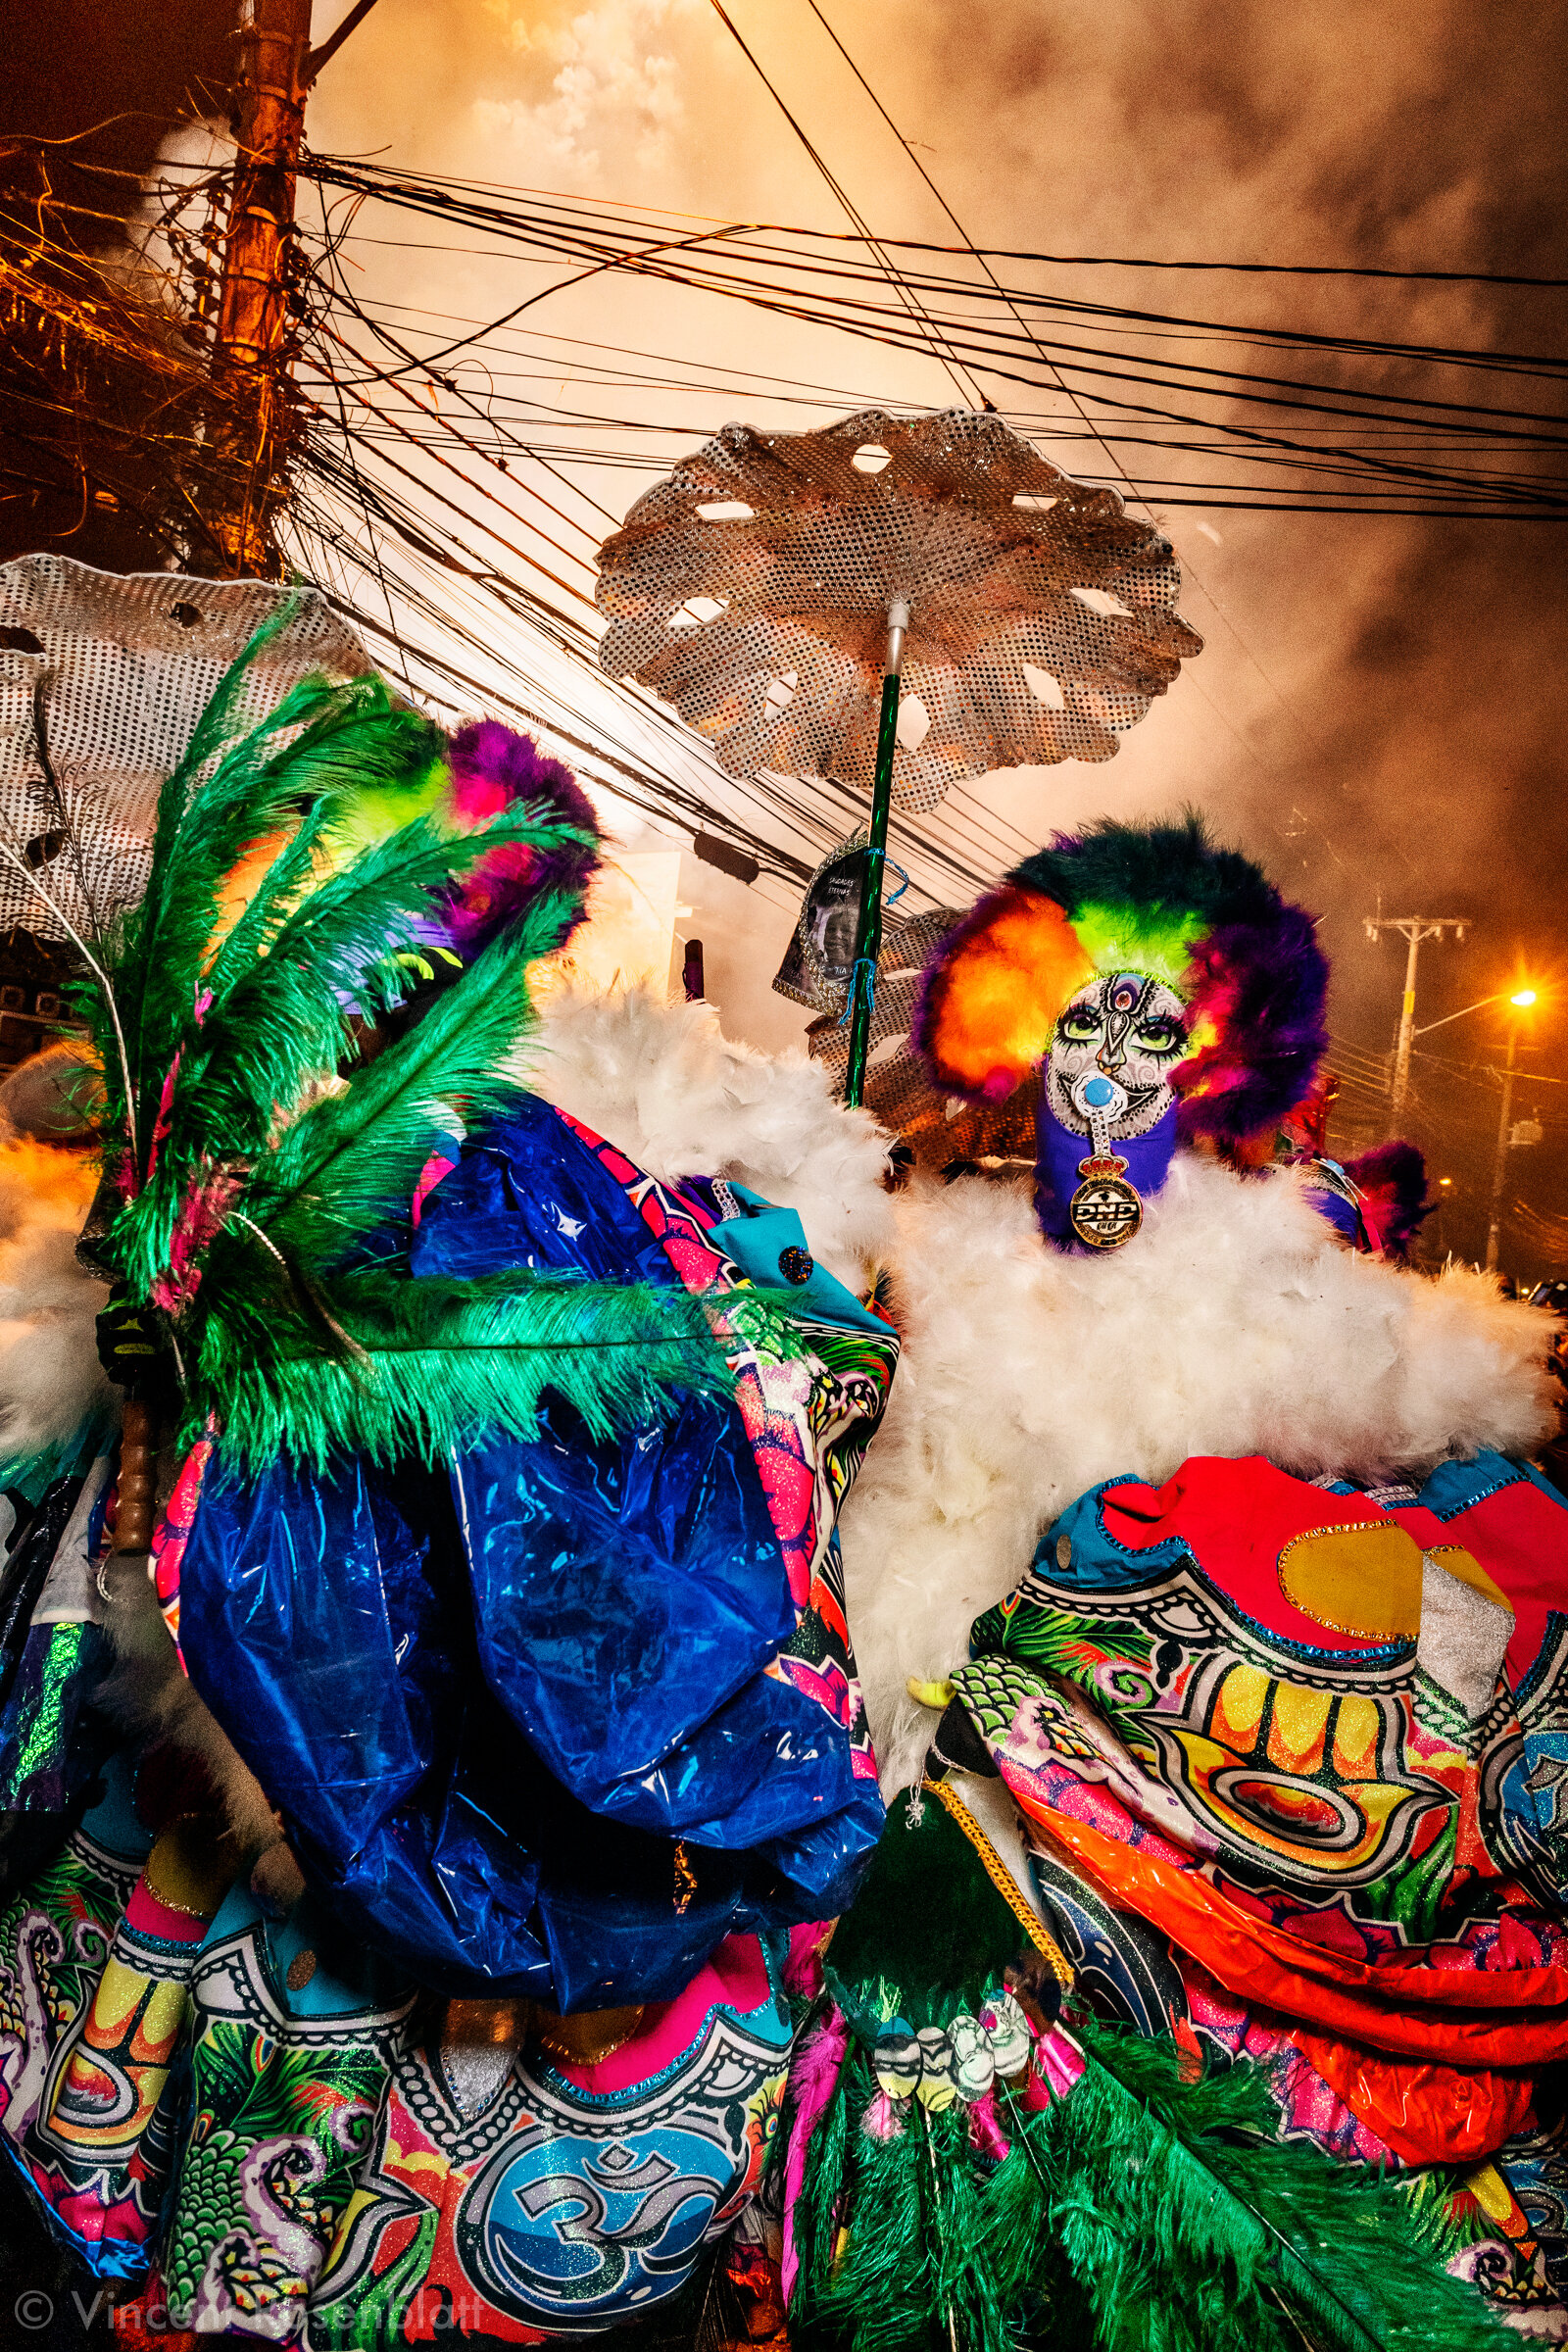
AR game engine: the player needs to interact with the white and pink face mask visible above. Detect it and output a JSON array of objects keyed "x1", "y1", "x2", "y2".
[{"x1": 1033, "y1": 970, "x2": 1191, "y2": 1251}]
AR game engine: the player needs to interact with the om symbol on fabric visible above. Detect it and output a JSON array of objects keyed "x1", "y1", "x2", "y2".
[{"x1": 458, "y1": 2123, "x2": 739, "y2": 2325}]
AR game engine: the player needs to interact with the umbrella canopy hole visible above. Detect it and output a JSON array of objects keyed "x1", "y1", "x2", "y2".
[
  {"x1": 1070, "y1": 585, "x2": 1135, "y2": 618},
  {"x1": 696, "y1": 501, "x2": 755, "y2": 521},
  {"x1": 763, "y1": 672, "x2": 799, "y2": 717},
  {"x1": 895, "y1": 692, "x2": 931, "y2": 752},
  {"x1": 1012, "y1": 493, "x2": 1058, "y2": 511},
  {"x1": 668, "y1": 595, "x2": 729, "y2": 628},
  {"x1": 852, "y1": 443, "x2": 893, "y2": 473},
  {"x1": 1022, "y1": 662, "x2": 1066, "y2": 710}
]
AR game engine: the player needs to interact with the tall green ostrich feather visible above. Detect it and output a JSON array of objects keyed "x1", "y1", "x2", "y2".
[{"x1": 73, "y1": 614, "x2": 732, "y2": 1468}]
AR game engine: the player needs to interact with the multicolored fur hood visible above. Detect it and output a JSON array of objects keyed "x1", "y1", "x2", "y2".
[{"x1": 915, "y1": 813, "x2": 1330, "y2": 1147}]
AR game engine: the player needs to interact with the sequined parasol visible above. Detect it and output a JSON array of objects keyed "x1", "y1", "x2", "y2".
[
  {"x1": 595, "y1": 405, "x2": 1201, "y2": 815},
  {"x1": 0, "y1": 555, "x2": 369, "y2": 943}
]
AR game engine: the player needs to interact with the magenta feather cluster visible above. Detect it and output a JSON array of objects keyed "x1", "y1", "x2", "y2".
[
  {"x1": 1343, "y1": 1139, "x2": 1433, "y2": 1258},
  {"x1": 436, "y1": 720, "x2": 603, "y2": 956}
]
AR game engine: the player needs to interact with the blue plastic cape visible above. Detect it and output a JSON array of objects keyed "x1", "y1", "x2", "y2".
[{"x1": 178, "y1": 1094, "x2": 887, "y2": 2007}]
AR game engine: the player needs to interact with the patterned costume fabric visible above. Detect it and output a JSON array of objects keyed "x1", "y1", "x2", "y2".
[
  {"x1": 0, "y1": 1759, "x2": 793, "y2": 2338},
  {"x1": 0, "y1": 1100, "x2": 891, "y2": 2334},
  {"x1": 312, "y1": 1937, "x2": 791, "y2": 2344},
  {"x1": 956, "y1": 1448, "x2": 1568, "y2": 2330}
]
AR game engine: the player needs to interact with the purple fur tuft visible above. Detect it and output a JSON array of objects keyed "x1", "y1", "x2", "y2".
[
  {"x1": 441, "y1": 719, "x2": 602, "y2": 954},
  {"x1": 1344, "y1": 1139, "x2": 1432, "y2": 1259},
  {"x1": 1173, "y1": 906, "x2": 1331, "y2": 1144}
]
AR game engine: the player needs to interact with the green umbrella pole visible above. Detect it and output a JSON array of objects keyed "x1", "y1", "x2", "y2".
[{"x1": 844, "y1": 598, "x2": 908, "y2": 1108}]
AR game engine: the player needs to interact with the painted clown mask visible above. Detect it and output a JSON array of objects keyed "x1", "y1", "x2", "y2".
[
  {"x1": 912, "y1": 817, "x2": 1331, "y2": 1257},
  {"x1": 1036, "y1": 970, "x2": 1191, "y2": 1250},
  {"x1": 1046, "y1": 972, "x2": 1190, "y2": 1147}
]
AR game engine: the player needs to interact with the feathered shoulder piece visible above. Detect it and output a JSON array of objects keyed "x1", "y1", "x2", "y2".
[
  {"x1": 69, "y1": 609, "x2": 726, "y2": 1473},
  {"x1": 913, "y1": 812, "x2": 1330, "y2": 1145},
  {"x1": 1341, "y1": 1139, "x2": 1433, "y2": 1259}
]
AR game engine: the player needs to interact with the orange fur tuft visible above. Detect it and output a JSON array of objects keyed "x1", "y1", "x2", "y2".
[{"x1": 918, "y1": 886, "x2": 1094, "y2": 1101}]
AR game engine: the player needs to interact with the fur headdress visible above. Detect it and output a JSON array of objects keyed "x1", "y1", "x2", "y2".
[{"x1": 913, "y1": 814, "x2": 1329, "y2": 1145}]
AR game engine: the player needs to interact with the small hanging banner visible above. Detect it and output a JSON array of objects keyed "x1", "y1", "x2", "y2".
[{"x1": 772, "y1": 830, "x2": 869, "y2": 1014}]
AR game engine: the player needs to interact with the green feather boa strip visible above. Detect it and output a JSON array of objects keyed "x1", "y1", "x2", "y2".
[{"x1": 791, "y1": 2015, "x2": 1512, "y2": 2352}]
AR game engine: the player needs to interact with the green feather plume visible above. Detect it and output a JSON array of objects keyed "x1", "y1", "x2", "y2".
[
  {"x1": 198, "y1": 1266, "x2": 732, "y2": 1475},
  {"x1": 249, "y1": 888, "x2": 576, "y2": 1280},
  {"x1": 116, "y1": 650, "x2": 441, "y2": 1163},
  {"x1": 73, "y1": 619, "x2": 734, "y2": 1469},
  {"x1": 984, "y1": 2024, "x2": 1513, "y2": 2352},
  {"x1": 111, "y1": 791, "x2": 577, "y2": 1302},
  {"x1": 790, "y1": 2020, "x2": 1510, "y2": 2352}
]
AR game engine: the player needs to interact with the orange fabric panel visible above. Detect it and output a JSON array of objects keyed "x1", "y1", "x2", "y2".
[
  {"x1": 1287, "y1": 2020, "x2": 1534, "y2": 2166},
  {"x1": 1021, "y1": 1798, "x2": 1568, "y2": 2067}
]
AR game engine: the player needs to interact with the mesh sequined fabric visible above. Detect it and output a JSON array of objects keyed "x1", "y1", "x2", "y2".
[
  {"x1": 806, "y1": 905, "x2": 1037, "y2": 1165},
  {"x1": 596, "y1": 408, "x2": 1200, "y2": 812},
  {"x1": 0, "y1": 555, "x2": 369, "y2": 942}
]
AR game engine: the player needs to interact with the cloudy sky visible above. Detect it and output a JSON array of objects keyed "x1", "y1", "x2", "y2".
[{"x1": 12, "y1": 0, "x2": 1568, "y2": 1265}]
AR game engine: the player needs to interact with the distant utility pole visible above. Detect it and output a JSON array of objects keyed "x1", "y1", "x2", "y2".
[
  {"x1": 1485, "y1": 1028, "x2": 1521, "y2": 1276},
  {"x1": 1363, "y1": 904, "x2": 1467, "y2": 1130},
  {"x1": 1484, "y1": 994, "x2": 1544, "y2": 1275},
  {"x1": 211, "y1": 0, "x2": 383, "y2": 575}
]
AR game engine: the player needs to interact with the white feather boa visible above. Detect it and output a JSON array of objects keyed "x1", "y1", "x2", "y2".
[
  {"x1": 517, "y1": 990, "x2": 1558, "y2": 1791},
  {"x1": 841, "y1": 1160, "x2": 1560, "y2": 1790}
]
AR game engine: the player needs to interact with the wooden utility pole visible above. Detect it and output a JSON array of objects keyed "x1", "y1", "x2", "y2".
[
  {"x1": 1363, "y1": 905, "x2": 1467, "y2": 1132},
  {"x1": 211, "y1": 0, "x2": 382, "y2": 575},
  {"x1": 1485, "y1": 1027, "x2": 1520, "y2": 1276}
]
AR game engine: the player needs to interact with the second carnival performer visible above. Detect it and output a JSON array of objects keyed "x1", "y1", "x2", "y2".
[{"x1": 783, "y1": 815, "x2": 1568, "y2": 2348}]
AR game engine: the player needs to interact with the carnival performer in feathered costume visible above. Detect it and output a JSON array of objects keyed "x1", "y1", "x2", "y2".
[
  {"x1": 4, "y1": 675, "x2": 1564, "y2": 2352},
  {"x1": 776, "y1": 814, "x2": 1568, "y2": 2350},
  {"x1": 0, "y1": 617, "x2": 898, "y2": 2344}
]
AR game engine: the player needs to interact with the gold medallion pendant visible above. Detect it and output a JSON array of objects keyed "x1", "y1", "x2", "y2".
[{"x1": 1068, "y1": 1154, "x2": 1144, "y2": 1250}]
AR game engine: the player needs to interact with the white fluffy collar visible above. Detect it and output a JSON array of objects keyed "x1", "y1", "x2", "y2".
[
  {"x1": 840, "y1": 1156, "x2": 1559, "y2": 1788},
  {"x1": 515, "y1": 984, "x2": 897, "y2": 1288},
  {"x1": 517, "y1": 988, "x2": 1558, "y2": 1788}
]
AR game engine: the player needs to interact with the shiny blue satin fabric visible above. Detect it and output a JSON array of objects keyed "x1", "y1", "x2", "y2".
[
  {"x1": 451, "y1": 1432, "x2": 852, "y2": 1847},
  {"x1": 178, "y1": 1093, "x2": 882, "y2": 2007}
]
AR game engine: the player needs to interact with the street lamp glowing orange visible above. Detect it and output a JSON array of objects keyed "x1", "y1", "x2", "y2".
[{"x1": 1510, "y1": 988, "x2": 1538, "y2": 1007}]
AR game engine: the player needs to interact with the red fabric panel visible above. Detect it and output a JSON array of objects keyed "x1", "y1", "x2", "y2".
[{"x1": 1099, "y1": 1458, "x2": 1419, "y2": 1654}]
